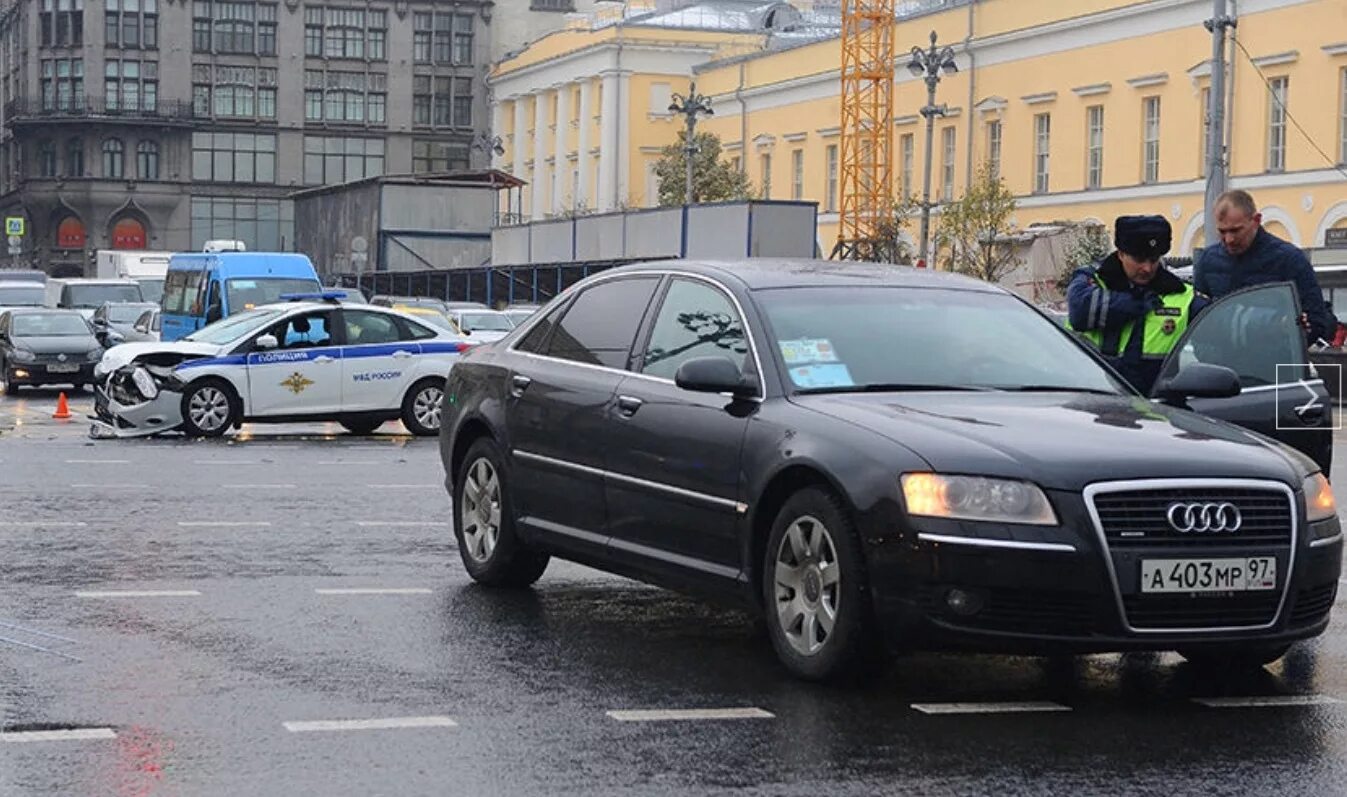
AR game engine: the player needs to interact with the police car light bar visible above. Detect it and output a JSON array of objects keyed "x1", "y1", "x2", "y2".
[{"x1": 280, "y1": 291, "x2": 348, "y2": 303}]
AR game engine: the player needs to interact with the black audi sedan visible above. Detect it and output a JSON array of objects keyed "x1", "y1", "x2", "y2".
[
  {"x1": 439, "y1": 260, "x2": 1341, "y2": 681},
  {"x1": 0, "y1": 308, "x2": 104, "y2": 391}
]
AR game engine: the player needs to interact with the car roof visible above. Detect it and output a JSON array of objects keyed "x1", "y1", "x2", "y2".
[
  {"x1": 611, "y1": 258, "x2": 1005, "y2": 293},
  {"x1": 0, "y1": 279, "x2": 45, "y2": 287}
]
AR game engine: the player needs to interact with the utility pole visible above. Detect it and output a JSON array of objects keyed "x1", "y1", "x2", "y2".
[
  {"x1": 1203, "y1": 0, "x2": 1236, "y2": 248},
  {"x1": 668, "y1": 82, "x2": 714, "y2": 205},
  {"x1": 907, "y1": 31, "x2": 957, "y2": 267}
]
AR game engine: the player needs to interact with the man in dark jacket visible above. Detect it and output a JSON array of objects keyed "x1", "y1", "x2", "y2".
[
  {"x1": 1194, "y1": 189, "x2": 1335, "y2": 344},
  {"x1": 1067, "y1": 215, "x2": 1208, "y2": 394}
]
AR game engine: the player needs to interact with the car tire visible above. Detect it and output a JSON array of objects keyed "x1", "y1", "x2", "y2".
[
  {"x1": 179, "y1": 378, "x2": 240, "y2": 438},
  {"x1": 401, "y1": 377, "x2": 445, "y2": 437},
  {"x1": 1177, "y1": 643, "x2": 1292, "y2": 670},
  {"x1": 454, "y1": 437, "x2": 549, "y2": 588},
  {"x1": 340, "y1": 418, "x2": 384, "y2": 435},
  {"x1": 762, "y1": 486, "x2": 881, "y2": 682}
]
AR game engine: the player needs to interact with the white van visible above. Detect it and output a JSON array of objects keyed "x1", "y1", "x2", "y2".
[
  {"x1": 95, "y1": 250, "x2": 172, "y2": 304},
  {"x1": 46, "y1": 278, "x2": 144, "y2": 318}
]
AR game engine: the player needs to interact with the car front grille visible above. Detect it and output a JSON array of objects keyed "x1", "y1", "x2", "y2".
[
  {"x1": 1121, "y1": 592, "x2": 1282, "y2": 629},
  {"x1": 1092, "y1": 488, "x2": 1292, "y2": 548}
]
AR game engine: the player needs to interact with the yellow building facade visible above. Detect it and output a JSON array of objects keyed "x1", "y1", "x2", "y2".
[{"x1": 491, "y1": 0, "x2": 1347, "y2": 256}]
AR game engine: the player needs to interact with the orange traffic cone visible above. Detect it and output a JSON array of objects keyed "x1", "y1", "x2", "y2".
[{"x1": 53, "y1": 392, "x2": 71, "y2": 420}]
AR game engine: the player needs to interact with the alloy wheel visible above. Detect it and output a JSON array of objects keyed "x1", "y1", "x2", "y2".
[
  {"x1": 413, "y1": 385, "x2": 443, "y2": 431},
  {"x1": 188, "y1": 386, "x2": 230, "y2": 432},
  {"x1": 773, "y1": 514, "x2": 841, "y2": 657},
  {"x1": 461, "y1": 457, "x2": 501, "y2": 563}
]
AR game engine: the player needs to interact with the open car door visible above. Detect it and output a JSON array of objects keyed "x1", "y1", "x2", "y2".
[{"x1": 1151, "y1": 282, "x2": 1333, "y2": 474}]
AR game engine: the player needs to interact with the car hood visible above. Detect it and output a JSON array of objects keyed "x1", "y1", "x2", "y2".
[
  {"x1": 98, "y1": 340, "x2": 227, "y2": 371},
  {"x1": 12, "y1": 334, "x2": 99, "y2": 354},
  {"x1": 463, "y1": 330, "x2": 508, "y2": 343},
  {"x1": 792, "y1": 391, "x2": 1307, "y2": 491}
]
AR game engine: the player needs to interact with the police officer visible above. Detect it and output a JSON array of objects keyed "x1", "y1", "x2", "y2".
[{"x1": 1066, "y1": 215, "x2": 1208, "y2": 394}]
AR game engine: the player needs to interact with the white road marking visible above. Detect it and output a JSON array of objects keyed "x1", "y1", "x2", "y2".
[
  {"x1": 605, "y1": 708, "x2": 775, "y2": 722},
  {"x1": 910, "y1": 702, "x2": 1073, "y2": 715},
  {"x1": 1193, "y1": 695, "x2": 1342, "y2": 708},
  {"x1": 318, "y1": 461, "x2": 379, "y2": 466},
  {"x1": 65, "y1": 459, "x2": 130, "y2": 464},
  {"x1": 193, "y1": 460, "x2": 259, "y2": 465},
  {"x1": 224, "y1": 484, "x2": 297, "y2": 489},
  {"x1": 75, "y1": 590, "x2": 202, "y2": 598},
  {"x1": 353, "y1": 521, "x2": 439, "y2": 527},
  {"x1": 177, "y1": 521, "x2": 272, "y2": 528},
  {"x1": 70, "y1": 483, "x2": 140, "y2": 489},
  {"x1": 2, "y1": 728, "x2": 117, "y2": 743},
  {"x1": 315, "y1": 588, "x2": 434, "y2": 595},
  {"x1": 283, "y1": 716, "x2": 457, "y2": 733},
  {"x1": 0, "y1": 521, "x2": 87, "y2": 527}
]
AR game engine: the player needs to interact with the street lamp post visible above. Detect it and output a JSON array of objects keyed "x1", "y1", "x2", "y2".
[
  {"x1": 471, "y1": 132, "x2": 505, "y2": 169},
  {"x1": 668, "y1": 82, "x2": 714, "y2": 205},
  {"x1": 907, "y1": 31, "x2": 958, "y2": 267}
]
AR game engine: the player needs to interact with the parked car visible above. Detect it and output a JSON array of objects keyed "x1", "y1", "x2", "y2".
[
  {"x1": 441, "y1": 260, "x2": 1339, "y2": 682},
  {"x1": 502, "y1": 304, "x2": 542, "y2": 327},
  {"x1": 0, "y1": 308, "x2": 104, "y2": 391},
  {"x1": 45, "y1": 278, "x2": 144, "y2": 319},
  {"x1": 93, "y1": 298, "x2": 472, "y2": 438},
  {"x1": 90, "y1": 301, "x2": 160, "y2": 347},
  {"x1": 128, "y1": 307, "x2": 161, "y2": 343},
  {"x1": 0, "y1": 279, "x2": 47, "y2": 314},
  {"x1": 447, "y1": 308, "x2": 514, "y2": 343}
]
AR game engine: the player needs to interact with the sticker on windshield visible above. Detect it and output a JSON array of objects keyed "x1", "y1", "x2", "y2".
[
  {"x1": 779, "y1": 338, "x2": 839, "y2": 365},
  {"x1": 789, "y1": 363, "x2": 854, "y2": 389}
]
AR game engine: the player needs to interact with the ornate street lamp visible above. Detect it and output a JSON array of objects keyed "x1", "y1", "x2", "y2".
[
  {"x1": 907, "y1": 31, "x2": 958, "y2": 267},
  {"x1": 668, "y1": 82, "x2": 714, "y2": 205}
]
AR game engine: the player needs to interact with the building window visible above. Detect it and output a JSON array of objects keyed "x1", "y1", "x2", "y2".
[
  {"x1": 985, "y1": 119, "x2": 1002, "y2": 179},
  {"x1": 940, "y1": 127, "x2": 955, "y2": 202},
  {"x1": 194, "y1": 64, "x2": 277, "y2": 119},
  {"x1": 413, "y1": 12, "x2": 473, "y2": 65},
  {"x1": 137, "y1": 139, "x2": 158, "y2": 180},
  {"x1": 760, "y1": 152, "x2": 772, "y2": 199},
  {"x1": 454, "y1": 14, "x2": 474, "y2": 65},
  {"x1": 42, "y1": 58, "x2": 84, "y2": 112},
  {"x1": 191, "y1": 196, "x2": 293, "y2": 251},
  {"x1": 106, "y1": 0, "x2": 158, "y2": 49},
  {"x1": 38, "y1": 141, "x2": 57, "y2": 177},
  {"x1": 790, "y1": 149, "x2": 804, "y2": 200},
  {"x1": 105, "y1": 59, "x2": 157, "y2": 113},
  {"x1": 413, "y1": 75, "x2": 469, "y2": 129},
  {"x1": 304, "y1": 7, "x2": 323, "y2": 56},
  {"x1": 1268, "y1": 76, "x2": 1288, "y2": 173},
  {"x1": 56, "y1": 216, "x2": 87, "y2": 249},
  {"x1": 193, "y1": 1, "x2": 275, "y2": 55},
  {"x1": 900, "y1": 133, "x2": 914, "y2": 199},
  {"x1": 102, "y1": 138, "x2": 124, "y2": 178},
  {"x1": 302, "y1": 136, "x2": 384, "y2": 186},
  {"x1": 43, "y1": 0, "x2": 83, "y2": 47},
  {"x1": 191, "y1": 131, "x2": 277, "y2": 184},
  {"x1": 413, "y1": 13, "x2": 431, "y2": 63},
  {"x1": 825, "y1": 144, "x2": 837, "y2": 213},
  {"x1": 65, "y1": 138, "x2": 83, "y2": 176},
  {"x1": 1033, "y1": 113, "x2": 1050, "y2": 194},
  {"x1": 531, "y1": 0, "x2": 574, "y2": 9},
  {"x1": 1142, "y1": 96, "x2": 1160, "y2": 184},
  {"x1": 1086, "y1": 105, "x2": 1103, "y2": 189},
  {"x1": 1200, "y1": 87, "x2": 1210, "y2": 178},
  {"x1": 413, "y1": 139, "x2": 469, "y2": 173},
  {"x1": 304, "y1": 69, "x2": 387, "y2": 125}
]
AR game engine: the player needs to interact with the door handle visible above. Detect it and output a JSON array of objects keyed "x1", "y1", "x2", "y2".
[
  {"x1": 616, "y1": 395, "x2": 643, "y2": 417},
  {"x1": 314, "y1": 355, "x2": 336, "y2": 364},
  {"x1": 1295, "y1": 404, "x2": 1326, "y2": 424},
  {"x1": 392, "y1": 350, "x2": 414, "y2": 359},
  {"x1": 510, "y1": 374, "x2": 532, "y2": 397}
]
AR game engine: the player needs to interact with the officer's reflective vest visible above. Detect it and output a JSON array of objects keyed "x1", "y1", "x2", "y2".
[{"x1": 1070, "y1": 274, "x2": 1195, "y2": 359}]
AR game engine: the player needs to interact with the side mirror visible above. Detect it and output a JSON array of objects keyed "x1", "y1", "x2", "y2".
[
  {"x1": 255, "y1": 334, "x2": 279, "y2": 350},
  {"x1": 1154, "y1": 363, "x2": 1242, "y2": 404},
  {"x1": 674, "y1": 356, "x2": 757, "y2": 398}
]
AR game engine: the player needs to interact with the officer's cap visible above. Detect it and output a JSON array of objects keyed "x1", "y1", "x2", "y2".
[{"x1": 1114, "y1": 215, "x2": 1172, "y2": 260}]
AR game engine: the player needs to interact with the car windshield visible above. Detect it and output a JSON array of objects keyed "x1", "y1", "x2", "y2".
[
  {"x1": 184, "y1": 308, "x2": 285, "y2": 344},
  {"x1": 225, "y1": 278, "x2": 323, "y2": 311},
  {"x1": 755, "y1": 286, "x2": 1123, "y2": 394},
  {"x1": 459, "y1": 311, "x2": 513, "y2": 332},
  {"x1": 64, "y1": 283, "x2": 143, "y2": 307},
  {"x1": 0, "y1": 285, "x2": 44, "y2": 306},
  {"x1": 108, "y1": 304, "x2": 152, "y2": 323},
  {"x1": 137, "y1": 278, "x2": 165, "y2": 304},
  {"x1": 397, "y1": 307, "x2": 457, "y2": 332},
  {"x1": 12, "y1": 313, "x2": 90, "y2": 336}
]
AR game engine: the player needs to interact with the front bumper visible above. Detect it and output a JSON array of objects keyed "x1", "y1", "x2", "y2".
[
  {"x1": 7, "y1": 362, "x2": 95, "y2": 386},
  {"x1": 89, "y1": 365, "x2": 184, "y2": 439},
  {"x1": 867, "y1": 484, "x2": 1343, "y2": 654}
]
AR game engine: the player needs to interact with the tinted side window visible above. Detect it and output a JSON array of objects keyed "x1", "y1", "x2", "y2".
[
  {"x1": 343, "y1": 310, "x2": 402, "y2": 345},
  {"x1": 516, "y1": 301, "x2": 566, "y2": 354},
  {"x1": 545, "y1": 277, "x2": 660, "y2": 368},
  {"x1": 641, "y1": 279, "x2": 749, "y2": 380},
  {"x1": 397, "y1": 317, "x2": 437, "y2": 340},
  {"x1": 1161, "y1": 284, "x2": 1306, "y2": 388}
]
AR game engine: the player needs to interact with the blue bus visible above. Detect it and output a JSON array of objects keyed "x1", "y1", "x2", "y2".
[{"x1": 160, "y1": 252, "x2": 322, "y2": 341}]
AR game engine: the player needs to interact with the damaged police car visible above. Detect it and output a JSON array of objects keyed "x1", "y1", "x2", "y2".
[{"x1": 92, "y1": 293, "x2": 471, "y2": 438}]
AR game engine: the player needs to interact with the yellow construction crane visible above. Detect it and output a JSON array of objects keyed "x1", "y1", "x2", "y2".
[{"x1": 831, "y1": 0, "x2": 895, "y2": 262}]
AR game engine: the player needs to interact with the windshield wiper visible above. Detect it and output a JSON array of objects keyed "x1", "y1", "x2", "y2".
[
  {"x1": 797, "y1": 383, "x2": 996, "y2": 395},
  {"x1": 998, "y1": 385, "x2": 1119, "y2": 395}
]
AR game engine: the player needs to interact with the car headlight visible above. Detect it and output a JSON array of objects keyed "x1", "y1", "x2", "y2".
[
  {"x1": 87, "y1": 348, "x2": 104, "y2": 361},
  {"x1": 11, "y1": 348, "x2": 35, "y2": 363},
  {"x1": 131, "y1": 367, "x2": 159, "y2": 400},
  {"x1": 901, "y1": 473, "x2": 1058, "y2": 526},
  {"x1": 1304, "y1": 473, "x2": 1337, "y2": 523}
]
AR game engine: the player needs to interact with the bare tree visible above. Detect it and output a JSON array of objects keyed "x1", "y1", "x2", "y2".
[{"x1": 935, "y1": 163, "x2": 1020, "y2": 283}]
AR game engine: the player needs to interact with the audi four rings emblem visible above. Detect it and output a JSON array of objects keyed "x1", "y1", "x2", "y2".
[{"x1": 1166, "y1": 502, "x2": 1242, "y2": 533}]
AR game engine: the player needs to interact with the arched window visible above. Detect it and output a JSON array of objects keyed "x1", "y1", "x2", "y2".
[
  {"x1": 65, "y1": 138, "x2": 83, "y2": 177},
  {"x1": 137, "y1": 140, "x2": 159, "y2": 180},
  {"x1": 111, "y1": 217, "x2": 147, "y2": 249},
  {"x1": 102, "y1": 138, "x2": 125, "y2": 179},
  {"x1": 37, "y1": 140, "x2": 56, "y2": 177},
  {"x1": 56, "y1": 216, "x2": 86, "y2": 249}
]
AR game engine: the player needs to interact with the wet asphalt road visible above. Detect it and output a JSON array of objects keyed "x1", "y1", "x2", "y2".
[{"x1": 2, "y1": 388, "x2": 1347, "y2": 796}]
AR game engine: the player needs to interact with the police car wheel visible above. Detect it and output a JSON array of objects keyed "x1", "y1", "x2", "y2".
[
  {"x1": 401, "y1": 378, "x2": 444, "y2": 437},
  {"x1": 454, "y1": 437, "x2": 549, "y2": 588},
  {"x1": 180, "y1": 378, "x2": 239, "y2": 438}
]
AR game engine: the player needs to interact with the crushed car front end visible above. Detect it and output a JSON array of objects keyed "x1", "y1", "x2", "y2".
[{"x1": 90, "y1": 345, "x2": 221, "y2": 438}]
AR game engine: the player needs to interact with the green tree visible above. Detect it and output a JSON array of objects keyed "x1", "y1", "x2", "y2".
[
  {"x1": 1056, "y1": 222, "x2": 1110, "y2": 291},
  {"x1": 935, "y1": 163, "x2": 1021, "y2": 283},
  {"x1": 653, "y1": 131, "x2": 751, "y2": 207}
]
